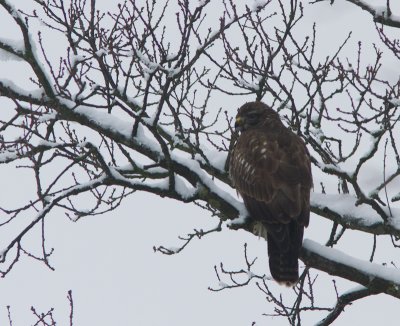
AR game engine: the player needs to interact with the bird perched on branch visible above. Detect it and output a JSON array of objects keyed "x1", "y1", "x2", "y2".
[{"x1": 229, "y1": 102, "x2": 312, "y2": 286}]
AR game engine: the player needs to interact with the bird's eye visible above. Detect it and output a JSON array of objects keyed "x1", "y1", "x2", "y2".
[{"x1": 247, "y1": 113, "x2": 259, "y2": 120}]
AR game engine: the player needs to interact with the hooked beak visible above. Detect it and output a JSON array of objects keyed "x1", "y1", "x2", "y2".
[{"x1": 234, "y1": 116, "x2": 244, "y2": 132}]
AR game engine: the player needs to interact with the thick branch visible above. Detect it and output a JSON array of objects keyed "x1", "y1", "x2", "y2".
[
  {"x1": 300, "y1": 240, "x2": 400, "y2": 299},
  {"x1": 311, "y1": 193, "x2": 400, "y2": 237},
  {"x1": 313, "y1": 0, "x2": 400, "y2": 28}
]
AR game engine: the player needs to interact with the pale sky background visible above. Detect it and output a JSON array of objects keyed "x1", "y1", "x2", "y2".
[{"x1": 0, "y1": 0, "x2": 400, "y2": 325}]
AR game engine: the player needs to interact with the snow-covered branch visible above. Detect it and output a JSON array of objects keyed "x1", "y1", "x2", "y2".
[
  {"x1": 301, "y1": 240, "x2": 400, "y2": 299},
  {"x1": 311, "y1": 193, "x2": 400, "y2": 237},
  {"x1": 312, "y1": 0, "x2": 400, "y2": 28}
]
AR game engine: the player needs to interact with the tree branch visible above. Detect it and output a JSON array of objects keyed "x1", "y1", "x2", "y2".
[
  {"x1": 301, "y1": 240, "x2": 400, "y2": 299},
  {"x1": 315, "y1": 286, "x2": 374, "y2": 326},
  {"x1": 312, "y1": 0, "x2": 400, "y2": 28}
]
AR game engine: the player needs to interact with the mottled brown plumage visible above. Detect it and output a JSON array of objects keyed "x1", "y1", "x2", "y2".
[{"x1": 229, "y1": 102, "x2": 312, "y2": 286}]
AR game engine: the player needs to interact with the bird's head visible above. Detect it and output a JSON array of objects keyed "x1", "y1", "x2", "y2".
[{"x1": 234, "y1": 101, "x2": 280, "y2": 132}]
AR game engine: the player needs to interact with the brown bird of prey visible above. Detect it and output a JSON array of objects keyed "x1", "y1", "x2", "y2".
[{"x1": 229, "y1": 102, "x2": 312, "y2": 286}]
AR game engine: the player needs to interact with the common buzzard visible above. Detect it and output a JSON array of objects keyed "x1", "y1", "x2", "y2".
[{"x1": 229, "y1": 102, "x2": 312, "y2": 286}]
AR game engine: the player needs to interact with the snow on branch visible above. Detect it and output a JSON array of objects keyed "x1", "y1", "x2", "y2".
[
  {"x1": 312, "y1": 0, "x2": 400, "y2": 28},
  {"x1": 311, "y1": 193, "x2": 400, "y2": 237},
  {"x1": 0, "y1": 79, "x2": 45, "y2": 102},
  {"x1": 0, "y1": 0, "x2": 56, "y2": 96},
  {"x1": 301, "y1": 240, "x2": 400, "y2": 299}
]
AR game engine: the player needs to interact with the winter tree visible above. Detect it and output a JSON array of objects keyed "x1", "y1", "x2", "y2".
[{"x1": 0, "y1": 0, "x2": 400, "y2": 324}]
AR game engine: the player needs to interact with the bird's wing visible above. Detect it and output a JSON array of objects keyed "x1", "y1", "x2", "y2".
[{"x1": 229, "y1": 128, "x2": 311, "y2": 226}]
